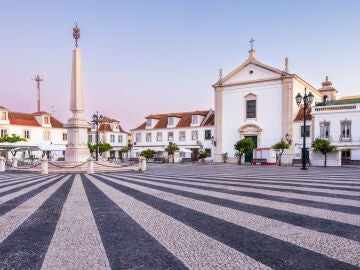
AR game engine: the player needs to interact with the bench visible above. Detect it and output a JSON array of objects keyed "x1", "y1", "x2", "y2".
[
  {"x1": 181, "y1": 158, "x2": 194, "y2": 164},
  {"x1": 252, "y1": 158, "x2": 267, "y2": 165},
  {"x1": 148, "y1": 158, "x2": 166, "y2": 163},
  {"x1": 292, "y1": 159, "x2": 311, "y2": 166}
]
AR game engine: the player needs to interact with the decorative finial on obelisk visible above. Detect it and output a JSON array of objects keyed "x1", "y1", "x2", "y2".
[{"x1": 73, "y1": 23, "x2": 80, "y2": 48}]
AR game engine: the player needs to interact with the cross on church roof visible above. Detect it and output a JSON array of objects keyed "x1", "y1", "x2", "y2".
[{"x1": 249, "y1": 38, "x2": 255, "y2": 50}]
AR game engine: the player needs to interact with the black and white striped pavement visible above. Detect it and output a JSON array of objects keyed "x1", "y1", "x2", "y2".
[{"x1": 0, "y1": 165, "x2": 359, "y2": 269}]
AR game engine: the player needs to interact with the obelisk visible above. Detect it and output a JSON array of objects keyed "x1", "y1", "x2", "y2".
[{"x1": 65, "y1": 23, "x2": 90, "y2": 162}]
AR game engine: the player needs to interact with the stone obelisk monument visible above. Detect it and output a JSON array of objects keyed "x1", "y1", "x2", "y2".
[{"x1": 65, "y1": 23, "x2": 90, "y2": 162}]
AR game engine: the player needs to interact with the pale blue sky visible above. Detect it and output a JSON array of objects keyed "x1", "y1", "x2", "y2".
[{"x1": 1, "y1": 0, "x2": 359, "y2": 130}]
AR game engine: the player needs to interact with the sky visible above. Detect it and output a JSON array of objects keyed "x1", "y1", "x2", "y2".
[{"x1": 1, "y1": 0, "x2": 360, "y2": 131}]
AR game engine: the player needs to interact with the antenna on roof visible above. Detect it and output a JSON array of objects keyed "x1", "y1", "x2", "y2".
[{"x1": 32, "y1": 74, "x2": 43, "y2": 112}]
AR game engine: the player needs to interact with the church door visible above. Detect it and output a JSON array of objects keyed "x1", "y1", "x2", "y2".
[{"x1": 245, "y1": 136, "x2": 257, "y2": 162}]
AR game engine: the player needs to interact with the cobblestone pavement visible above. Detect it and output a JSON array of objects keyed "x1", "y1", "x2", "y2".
[{"x1": 0, "y1": 164, "x2": 359, "y2": 269}]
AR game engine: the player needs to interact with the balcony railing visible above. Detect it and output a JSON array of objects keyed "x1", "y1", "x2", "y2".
[{"x1": 315, "y1": 98, "x2": 360, "y2": 106}]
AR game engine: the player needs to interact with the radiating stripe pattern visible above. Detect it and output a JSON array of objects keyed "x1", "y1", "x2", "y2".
[{"x1": 0, "y1": 165, "x2": 359, "y2": 270}]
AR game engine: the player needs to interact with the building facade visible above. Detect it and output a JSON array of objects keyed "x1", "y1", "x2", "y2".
[
  {"x1": 131, "y1": 110, "x2": 215, "y2": 161},
  {"x1": 311, "y1": 95, "x2": 360, "y2": 166},
  {"x1": 213, "y1": 49, "x2": 323, "y2": 163},
  {"x1": 88, "y1": 116, "x2": 129, "y2": 160},
  {"x1": 0, "y1": 106, "x2": 67, "y2": 160}
]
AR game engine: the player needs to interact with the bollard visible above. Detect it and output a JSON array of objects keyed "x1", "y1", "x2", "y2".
[
  {"x1": 41, "y1": 157, "x2": 48, "y2": 174},
  {"x1": 12, "y1": 157, "x2": 18, "y2": 168},
  {"x1": 87, "y1": 157, "x2": 94, "y2": 174},
  {"x1": 0, "y1": 157, "x2": 5, "y2": 172},
  {"x1": 139, "y1": 156, "x2": 147, "y2": 171}
]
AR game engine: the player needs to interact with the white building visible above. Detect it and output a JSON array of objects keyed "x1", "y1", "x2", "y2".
[
  {"x1": 0, "y1": 106, "x2": 67, "y2": 160},
  {"x1": 131, "y1": 109, "x2": 215, "y2": 161},
  {"x1": 213, "y1": 48, "x2": 323, "y2": 163},
  {"x1": 88, "y1": 116, "x2": 129, "y2": 160},
  {"x1": 311, "y1": 91, "x2": 360, "y2": 166}
]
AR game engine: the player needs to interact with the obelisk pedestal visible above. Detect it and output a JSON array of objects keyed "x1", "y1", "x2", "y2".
[{"x1": 65, "y1": 25, "x2": 90, "y2": 162}]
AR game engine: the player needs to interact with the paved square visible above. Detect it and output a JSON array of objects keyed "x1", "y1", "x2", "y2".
[{"x1": 0, "y1": 164, "x2": 359, "y2": 269}]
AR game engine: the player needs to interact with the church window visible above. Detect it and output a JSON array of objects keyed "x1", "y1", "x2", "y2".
[
  {"x1": 246, "y1": 100, "x2": 256, "y2": 118},
  {"x1": 320, "y1": 122, "x2": 330, "y2": 139},
  {"x1": 301, "y1": 126, "x2": 310, "y2": 137}
]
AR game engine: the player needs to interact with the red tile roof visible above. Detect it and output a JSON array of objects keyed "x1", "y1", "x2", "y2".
[
  {"x1": 8, "y1": 112, "x2": 41, "y2": 126},
  {"x1": 202, "y1": 114, "x2": 214, "y2": 126},
  {"x1": 133, "y1": 110, "x2": 213, "y2": 130},
  {"x1": 294, "y1": 107, "x2": 312, "y2": 121},
  {"x1": 5, "y1": 109, "x2": 64, "y2": 128}
]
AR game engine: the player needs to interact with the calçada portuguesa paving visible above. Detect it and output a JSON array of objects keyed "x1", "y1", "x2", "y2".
[{"x1": 0, "y1": 164, "x2": 359, "y2": 269}]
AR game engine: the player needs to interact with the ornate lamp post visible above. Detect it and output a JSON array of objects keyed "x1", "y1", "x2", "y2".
[
  {"x1": 295, "y1": 88, "x2": 314, "y2": 170},
  {"x1": 91, "y1": 111, "x2": 103, "y2": 161}
]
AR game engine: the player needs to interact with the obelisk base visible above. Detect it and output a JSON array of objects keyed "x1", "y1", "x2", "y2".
[{"x1": 65, "y1": 116, "x2": 90, "y2": 162}]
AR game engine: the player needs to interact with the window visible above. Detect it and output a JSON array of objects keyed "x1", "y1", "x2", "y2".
[
  {"x1": 320, "y1": 122, "x2": 330, "y2": 139},
  {"x1": 179, "y1": 131, "x2": 186, "y2": 141},
  {"x1": 146, "y1": 119, "x2": 152, "y2": 127},
  {"x1": 156, "y1": 132, "x2": 163, "y2": 142},
  {"x1": 146, "y1": 132, "x2": 152, "y2": 142},
  {"x1": 63, "y1": 133, "x2": 67, "y2": 141},
  {"x1": 136, "y1": 133, "x2": 142, "y2": 142},
  {"x1": 191, "y1": 115, "x2": 198, "y2": 125},
  {"x1": 168, "y1": 117, "x2": 174, "y2": 126},
  {"x1": 88, "y1": 135, "x2": 92, "y2": 143},
  {"x1": 24, "y1": 130, "x2": 30, "y2": 139},
  {"x1": 246, "y1": 100, "x2": 256, "y2": 118},
  {"x1": 118, "y1": 135, "x2": 123, "y2": 143},
  {"x1": 205, "y1": 130, "x2": 212, "y2": 140},
  {"x1": 1, "y1": 129, "x2": 7, "y2": 137},
  {"x1": 110, "y1": 134, "x2": 115, "y2": 143},
  {"x1": 44, "y1": 116, "x2": 50, "y2": 124},
  {"x1": 168, "y1": 131, "x2": 173, "y2": 141},
  {"x1": 180, "y1": 152, "x2": 185, "y2": 158},
  {"x1": 0, "y1": 112, "x2": 6, "y2": 120},
  {"x1": 341, "y1": 121, "x2": 351, "y2": 140},
  {"x1": 205, "y1": 148, "x2": 212, "y2": 157},
  {"x1": 301, "y1": 126, "x2": 310, "y2": 137},
  {"x1": 192, "y1": 130, "x2": 198, "y2": 140},
  {"x1": 43, "y1": 130, "x2": 51, "y2": 141}
]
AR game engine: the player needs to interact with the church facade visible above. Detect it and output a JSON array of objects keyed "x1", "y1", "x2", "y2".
[{"x1": 213, "y1": 48, "x2": 323, "y2": 163}]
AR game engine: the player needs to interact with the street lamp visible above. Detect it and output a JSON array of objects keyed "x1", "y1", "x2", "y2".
[
  {"x1": 295, "y1": 88, "x2": 314, "y2": 170},
  {"x1": 91, "y1": 111, "x2": 103, "y2": 161}
]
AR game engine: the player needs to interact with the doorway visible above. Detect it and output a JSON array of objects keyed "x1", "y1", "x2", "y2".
[{"x1": 244, "y1": 136, "x2": 257, "y2": 162}]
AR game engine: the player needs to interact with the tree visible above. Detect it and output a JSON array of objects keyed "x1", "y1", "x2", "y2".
[
  {"x1": 165, "y1": 142, "x2": 179, "y2": 163},
  {"x1": 0, "y1": 134, "x2": 26, "y2": 143},
  {"x1": 87, "y1": 143, "x2": 95, "y2": 153},
  {"x1": 197, "y1": 150, "x2": 209, "y2": 161},
  {"x1": 234, "y1": 138, "x2": 255, "y2": 165},
  {"x1": 140, "y1": 149, "x2": 156, "y2": 159},
  {"x1": 273, "y1": 139, "x2": 290, "y2": 166},
  {"x1": 312, "y1": 138, "x2": 336, "y2": 167},
  {"x1": 98, "y1": 142, "x2": 112, "y2": 155}
]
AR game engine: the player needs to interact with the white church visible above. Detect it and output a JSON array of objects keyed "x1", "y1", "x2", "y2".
[{"x1": 213, "y1": 45, "x2": 324, "y2": 164}]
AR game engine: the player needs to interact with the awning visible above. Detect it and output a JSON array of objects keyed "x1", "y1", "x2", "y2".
[
  {"x1": 179, "y1": 147, "x2": 192, "y2": 153},
  {"x1": 39, "y1": 144, "x2": 66, "y2": 151}
]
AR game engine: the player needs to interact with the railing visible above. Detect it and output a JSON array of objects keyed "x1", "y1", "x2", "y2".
[{"x1": 315, "y1": 98, "x2": 360, "y2": 106}]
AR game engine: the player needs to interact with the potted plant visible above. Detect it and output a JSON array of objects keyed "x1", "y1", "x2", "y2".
[
  {"x1": 234, "y1": 138, "x2": 255, "y2": 165},
  {"x1": 165, "y1": 142, "x2": 179, "y2": 163},
  {"x1": 222, "y1": 152, "x2": 228, "y2": 163},
  {"x1": 273, "y1": 139, "x2": 290, "y2": 166}
]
